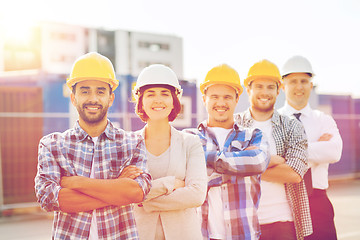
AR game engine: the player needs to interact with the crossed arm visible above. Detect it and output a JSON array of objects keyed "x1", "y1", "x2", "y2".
[
  {"x1": 207, "y1": 129, "x2": 270, "y2": 178},
  {"x1": 35, "y1": 140, "x2": 150, "y2": 214},
  {"x1": 307, "y1": 116, "x2": 343, "y2": 165},
  {"x1": 59, "y1": 172, "x2": 145, "y2": 213},
  {"x1": 261, "y1": 120, "x2": 308, "y2": 184},
  {"x1": 261, "y1": 155, "x2": 302, "y2": 183}
]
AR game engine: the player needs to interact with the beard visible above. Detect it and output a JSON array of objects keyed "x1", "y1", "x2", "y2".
[
  {"x1": 76, "y1": 103, "x2": 109, "y2": 124},
  {"x1": 251, "y1": 96, "x2": 276, "y2": 113},
  {"x1": 252, "y1": 103, "x2": 274, "y2": 113}
]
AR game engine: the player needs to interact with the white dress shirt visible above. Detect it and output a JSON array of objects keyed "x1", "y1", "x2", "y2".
[{"x1": 278, "y1": 103, "x2": 343, "y2": 189}]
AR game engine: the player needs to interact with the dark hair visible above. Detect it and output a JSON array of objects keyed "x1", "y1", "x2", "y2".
[
  {"x1": 135, "y1": 84, "x2": 181, "y2": 122},
  {"x1": 248, "y1": 80, "x2": 280, "y2": 90},
  {"x1": 203, "y1": 85, "x2": 239, "y2": 99}
]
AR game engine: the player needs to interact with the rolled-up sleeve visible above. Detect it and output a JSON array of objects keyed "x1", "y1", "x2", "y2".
[
  {"x1": 285, "y1": 119, "x2": 308, "y2": 178},
  {"x1": 34, "y1": 138, "x2": 62, "y2": 212},
  {"x1": 214, "y1": 128, "x2": 270, "y2": 177},
  {"x1": 132, "y1": 139, "x2": 152, "y2": 200}
]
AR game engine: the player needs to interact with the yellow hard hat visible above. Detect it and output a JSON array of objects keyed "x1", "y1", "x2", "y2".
[
  {"x1": 200, "y1": 64, "x2": 243, "y2": 95},
  {"x1": 66, "y1": 52, "x2": 119, "y2": 91},
  {"x1": 244, "y1": 59, "x2": 281, "y2": 87}
]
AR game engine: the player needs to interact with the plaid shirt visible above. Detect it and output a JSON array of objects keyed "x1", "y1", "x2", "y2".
[
  {"x1": 235, "y1": 110, "x2": 313, "y2": 240},
  {"x1": 186, "y1": 121, "x2": 270, "y2": 240},
  {"x1": 34, "y1": 120, "x2": 151, "y2": 240}
]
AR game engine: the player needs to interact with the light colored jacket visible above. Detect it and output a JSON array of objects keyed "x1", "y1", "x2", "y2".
[{"x1": 134, "y1": 126, "x2": 207, "y2": 240}]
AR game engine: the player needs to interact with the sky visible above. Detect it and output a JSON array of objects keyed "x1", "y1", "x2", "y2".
[{"x1": 1, "y1": 0, "x2": 360, "y2": 96}]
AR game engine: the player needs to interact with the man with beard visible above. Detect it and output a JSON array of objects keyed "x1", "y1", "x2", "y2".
[
  {"x1": 186, "y1": 64, "x2": 269, "y2": 239},
  {"x1": 34, "y1": 52, "x2": 151, "y2": 239},
  {"x1": 235, "y1": 60, "x2": 312, "y2": 240}
]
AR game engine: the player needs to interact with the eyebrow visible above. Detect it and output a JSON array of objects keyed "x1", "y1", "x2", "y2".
[
  {"x1": 79, "y1": 86, "x2": 107, "y2": 91},
  {"x1": 210, "y1": 93, "x2": 233, "y2": 97},
  {"x1": 145, "y1": 89, "x2": 171, "y2": 93},
  {"x1": 254, "y1": 83, "x2": 276, "y2": 87}
]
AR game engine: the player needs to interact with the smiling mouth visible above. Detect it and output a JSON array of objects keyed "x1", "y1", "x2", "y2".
[
  {"x1": 84, "y1": 105, "x2": 102, "y2": 111},
  {"x1": 214, "y1": 108, "x2": 228, "y2": 113},
  {"x1": 259, "y1": 98, "x2": 270, "y2": 102},
  {"x1": 152, "y1": 107, "x2": 165, "y2": 111}
]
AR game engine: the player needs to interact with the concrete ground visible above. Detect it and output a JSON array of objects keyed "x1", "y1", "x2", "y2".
[
  {"x1": 0, "y1": 178, "x2": 359, "y2": 240},
  {"x1": 327, "y1": 178, "x2": 360, "y2": 240}
]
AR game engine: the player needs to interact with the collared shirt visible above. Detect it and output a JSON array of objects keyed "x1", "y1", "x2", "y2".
[
  {"x1": 235, "y1": 109, "x2": 313, "y2": 240},
  {"x1": 186, "y1": 121, "x2": 270, "y2": 240},
  {"x1": 279, "y1": 103, "x2": 343, "y2": 189},
  {"x1": 34, "y1": 120, "x2": 151, "y2": 240}
]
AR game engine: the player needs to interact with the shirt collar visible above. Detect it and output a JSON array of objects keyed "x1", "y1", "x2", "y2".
[
  {"x1": 198, "y1": 120, "x2": 240, "y2": 133},
  {"x1": 271, "y1": 110, "x2": 282, "y2": 126},
  {"x1": 240, "y1": 108, "x2": 282, "y2": 127},
  {"x1": 282, "y1": 102, "x2": 312, "y2": 118},
  {"x1": 73, "y1": 120, "x2": 116, "y2": 142}
]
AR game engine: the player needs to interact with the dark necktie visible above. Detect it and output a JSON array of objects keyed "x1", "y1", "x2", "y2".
[
  {"x1": 293, "y1": 113, "x2": 301, "y2": 121},
  {"x1": 293, "y1": 113, "x2": 313, "y2": 196}
]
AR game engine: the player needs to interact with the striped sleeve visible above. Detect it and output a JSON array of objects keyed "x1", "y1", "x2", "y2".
[{"x1": 215, "y1": 128, "x2": 270, "y2": 177}]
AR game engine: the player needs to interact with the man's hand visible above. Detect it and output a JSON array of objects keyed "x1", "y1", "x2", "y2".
[
  {"x1": 174, "y1": 179, "x2": 185, "y2": 190},
  {"x1": 245, "y1": 146, "x2": 259, "y2": 150},
  {"x1": 118, "y1": 165, "x2": 143, "y2": 180},
  {"x1": 268, "y1": 155, "x2": 286, "y2": 168},
  {"x1": 318, "y1": 133, "x2": 333, "y2": 142}
]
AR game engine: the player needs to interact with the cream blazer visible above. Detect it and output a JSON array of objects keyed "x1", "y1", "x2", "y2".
[{"x1": 134, "y1": 126, "x2": 207, "y2": 240}]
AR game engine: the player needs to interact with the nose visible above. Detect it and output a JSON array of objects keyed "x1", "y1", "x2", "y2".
[
  {"x1": 295, "y1": 82, "x2": 304, "y2": 90},
  {"x1": 259, "y1": 88, "x2": 270, "y2": 95},
  {"x1": 87, "y1": 92, "x2": 99, "y2": 103},
  {"x1": 216, "y1": 97, "x2": 226, "y2": 106},
  {"x1": 153, "y1": 94, "x2": 164, "y2": 103}
]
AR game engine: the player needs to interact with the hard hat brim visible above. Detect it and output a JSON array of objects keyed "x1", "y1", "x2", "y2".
[
  {"x1": 67, "y1": 77, "x2": 119, "y2": 91},
  {"x1": 281, "y1": 72, "x2": 315, "y2": 78},
  {"x1": 133, "y1": 83, "x2": 183, "y2": 101},
  {"x1": 200, "y1": 81, "x2": 243, "y2": 96},
  {"x1": 244, "y1": 76, "x2": 282, "y2": 88}
]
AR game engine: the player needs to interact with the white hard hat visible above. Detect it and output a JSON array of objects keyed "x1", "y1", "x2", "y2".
[
  {"x1": 281, "y1": 55, "x2": 315, "y2": 77},
  {"x1": 133, "y1": 64, "x2": 183, "y2": 99}
]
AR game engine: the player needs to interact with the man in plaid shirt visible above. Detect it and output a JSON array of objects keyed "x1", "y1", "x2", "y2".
[
  {"x1": 186, "y1": 64, "x2": 270, "y2": 240},
  {"x1": 34, "y1": 52, "x2": 151, "y2": 239},
  {"x1": 235, "y1": 60, "x2": 312, "y2": 240}
]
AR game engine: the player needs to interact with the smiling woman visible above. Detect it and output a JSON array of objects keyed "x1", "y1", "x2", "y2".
[{"x1": 131, "y1": 64, "x2": 207, "y2": 240}]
